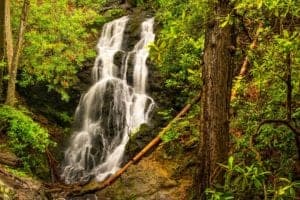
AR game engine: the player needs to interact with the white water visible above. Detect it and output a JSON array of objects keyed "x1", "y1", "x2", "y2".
[{"x1": 62, "y1": 16, "x2": 155, "y2": 184}]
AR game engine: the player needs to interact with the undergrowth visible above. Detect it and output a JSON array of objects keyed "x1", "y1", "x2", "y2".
[{"x1": 0, "y1": 105, "x2": 55, "y2": 177}]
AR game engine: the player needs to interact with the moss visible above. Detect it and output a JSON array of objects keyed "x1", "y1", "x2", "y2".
[{"x1": 5, "y1": 167, "x2": 30, "y2": 178}]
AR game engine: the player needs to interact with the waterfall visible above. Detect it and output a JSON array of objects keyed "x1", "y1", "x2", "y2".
[{"x1": 62, "y1": 16, "x2": 155, "y2": 184}]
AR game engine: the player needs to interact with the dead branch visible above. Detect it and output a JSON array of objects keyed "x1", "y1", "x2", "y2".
[
  {"x1": 45, "y1": 149, "x2": 61, "y2": 183},
  {"x1": 256, "y1": 119, "x2": 300, "y2": 136},
  {"x1": 231, "y1": 22, "x2": 263, "y2": 100},
  {"x1": 286, "y1": 52, "x2": 292, "y2": 121}
]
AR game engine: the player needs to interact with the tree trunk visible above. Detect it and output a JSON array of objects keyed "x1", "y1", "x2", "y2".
[
  {"x1": 194, "y1": 0, "x2": 235, "y2": 198},
  {"x1": 5, "y1": 0, "x2": 30, "y2": 106},
  {"x1": 286, "y1": 52, "x2": 291, "y2": 122},
  {"x1": 4, "y1": 0, "x2": 13, "y2": 73},
  {"x1": 0, "y1": 0, "x2": 5, "y2": 100},
  {"x1": 0, "y1": 1, "x2": 4, "y2": 55}
]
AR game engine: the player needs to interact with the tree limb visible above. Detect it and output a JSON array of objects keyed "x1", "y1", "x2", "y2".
[
  {"x1": 4, "y1": 0, "x2": 13, "y2": 74},
  {"x1": 255, "y1": 119, "x2": 300, "y2": 159},
  {"x1": 231, "y1": 22, "x2": 263, "y2": 100},
  {"x1": 285, "y1": 52, "x2": 292, "y2": 121},
  {"x1": 256, "y1": 119, "x2": 300, "y2": 136}
]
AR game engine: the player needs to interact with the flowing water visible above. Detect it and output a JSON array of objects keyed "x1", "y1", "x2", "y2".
[{"x1": 62, "y1": 16, "x2": 155, "y2": 184}]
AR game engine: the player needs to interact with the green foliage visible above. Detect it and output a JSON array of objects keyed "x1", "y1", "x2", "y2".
[
  {"x1": 5, "y1": 166, "x2": 29, "y2": 178},
  {"x1": 0, "y1": 60, "x2": 5, "y2": 70},
  {"x1": 232, "y1": 0, "x2": 300, "y2": 18},
  {"x1": 205, "y1": 189, "x2": 234, "y2": 200},
  {"x1": 161, "y1": 129, "x2": 179, "y2": 143},
  {"x1": 150, "y1": 0, "x2": 205, "y2": 107},
  {"x1": 9, "y1": 0, "x2": 123, "y2": 101},
  {"x1": 69, "y1": 0, "x2": 107, "y2": 9},
  {"x1": 44, "y1": 106, "x2": 72, "y2": 125},
  {"x1": 160, "y1": 105, "x2": 200, "y2": 163},
  {"x1": 17, "y1": 0, "x2": 99, "y2": 101},
  {"x1": 132, "y1": 0, "x2": 145, "y2": 6},
  {"x1": 104, "y1": 8, "x2": 125, "y2": 19},
  {"x1": 157, "y1": 109, "x2": 174, "y2": 121},
  {"x1": 0, "y1": 105, "x2": 55, "y2": 175},
  {"x1": 216, "y1": 0, "x2": 300, "y2": 198},
  {"x1": 161, "y1": 120, "x2": 191, "y2": 143},
  {"x1": 207, "y1": 156, "x2": 300, "y2": 199}
]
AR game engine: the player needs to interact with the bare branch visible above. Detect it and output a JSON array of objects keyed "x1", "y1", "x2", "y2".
[{"x1": 256, "y1": 119, "x2": 300, "y2": 135}]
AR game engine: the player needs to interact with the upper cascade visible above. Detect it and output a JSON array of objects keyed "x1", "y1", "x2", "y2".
[{"x1": 61, "y1": 16, "x2": 155, "y2": 184}]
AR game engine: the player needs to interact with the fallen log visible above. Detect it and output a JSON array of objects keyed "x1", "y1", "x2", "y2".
[{"x1": 60, "y1": 92, "x2": 202, "y2": 197}]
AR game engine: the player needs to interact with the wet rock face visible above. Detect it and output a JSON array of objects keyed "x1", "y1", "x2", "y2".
[
  {"x1": 123, "y1": 123, "x2": 155, "y2": 163},
  {"x1": 96, "y1": 147, "x2": 194, "y2": 200}
]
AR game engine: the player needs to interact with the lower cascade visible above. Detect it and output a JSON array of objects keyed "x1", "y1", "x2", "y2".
[{"x1": 61, "y1": 16, "x2": 155, "y2": 184}]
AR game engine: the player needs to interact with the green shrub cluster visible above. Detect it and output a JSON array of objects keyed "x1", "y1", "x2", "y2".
[
  {"x1": 0, "y1": 105, "x2": 55, "y2": 176},
  {"x1": 150, "y1": 0, "x2": 205, "y2": 108}
]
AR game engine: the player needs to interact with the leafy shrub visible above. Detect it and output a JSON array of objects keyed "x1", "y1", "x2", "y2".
[
  {"x1": 0, "y1": 105, "x2": 55, "y2": 176},
  {"x1": 150, "y1": 0, "x2": 205, "y2": 108},
  {"x1": 206, "y1": 157, "x2": 300, "y2": 200}
]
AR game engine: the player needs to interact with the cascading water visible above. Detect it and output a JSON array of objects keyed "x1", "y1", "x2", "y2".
[{"x1": 62, "y1": 16, "x2": 155, "y2": 184}]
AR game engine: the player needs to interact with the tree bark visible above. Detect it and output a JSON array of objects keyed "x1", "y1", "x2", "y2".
[
  {"x1": 4, "y1": 0, "x2": 13, "y2": 73},
  {"x1": 286, "y1": 52, "x2": 292, "y2": 122},
  {"x1": 0, "y1": 0, "x2": 5, "y2": 100},
  {"x1": 0, "y1": 1, "x2": 4, "y2": 56},
  {"x1": 194, "y1": 0, "x2": 235, "y2": 198},
  {"x1": 5, "y1": 0, "x2": 30, "y2": 106}
]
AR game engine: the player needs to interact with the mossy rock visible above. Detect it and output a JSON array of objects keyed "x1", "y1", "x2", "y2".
[{"x1": 124, "y1": 123, "x2": 156, "y2": 163}]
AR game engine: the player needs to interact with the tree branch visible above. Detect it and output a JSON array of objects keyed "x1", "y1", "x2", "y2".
[
  {"x1": 231, "y1": 22, "x2": 263, "y2": 100},
  {"x1": 286, "y1": 52, "x2": 292, "y2": 121},
  {"x1": 4, "y1": 0, "x2": 13, "y2": 74},
  {"x1": 256, "y1": 119, "x2": 300, "y2": 136},
  {"x1": 255, "y1": 119, "x2": 300, "y2": 159}
]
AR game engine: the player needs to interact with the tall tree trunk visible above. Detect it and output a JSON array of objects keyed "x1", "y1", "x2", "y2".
[
  {"x1": 5, "y1": 0, "x2": 30, "y2": 106},
  {"x1": 194, "y1": 0, "x2": 235, "y2": 198},
  {"x1": 0, "y1": 1, "x2": 4, "y2": 55},
  {"x1": 0, "y1": 0, "x2": 5, "y2": 100},
  {"x1": 4, "y1": 0, "x2": 13, "y2": 73}
]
